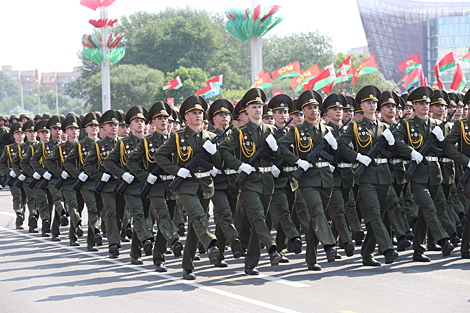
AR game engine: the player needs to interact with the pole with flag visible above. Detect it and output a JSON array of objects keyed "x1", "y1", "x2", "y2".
[
  {"x1": 163, "y1": 76, "x2": 183, "y2": 93},
  {"x1": 351, "y1": 54, "x2": 378, "y2": 86}
]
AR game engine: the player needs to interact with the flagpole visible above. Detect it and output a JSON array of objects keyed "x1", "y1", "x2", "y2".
[
  {"x1": 251, "y1": 0, "x2": 262, "y2": 84},
  {"x1": 100, "y1": 6, "x2": 111, "y2": 112}
]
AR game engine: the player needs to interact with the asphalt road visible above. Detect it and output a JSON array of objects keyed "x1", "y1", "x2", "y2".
[{"x1": 0, "y1": 186, "x2": 469, "y2": 313}]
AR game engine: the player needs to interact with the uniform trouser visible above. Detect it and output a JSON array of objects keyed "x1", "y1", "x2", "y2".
[
  {"x1": 47, "y1": 180, "x2": 65, "y2": 217},
  {"x1": 269, "y1": 186, "x2": 300, "y2": 253},
  {"x1": 173, "y1": 200, "x2": 185, "y2": 227},
  {"x1": 149, "y1": 195, "x2": 179, "y2": 245},
  {"x1": 460, "y1": 180, "x2": 470, "y2": 255},
  {"x1": 121, "y1": 206, "x2": 131, "y2": 238},
  {"x1": 456, "y1": 182, "x2": 469, "y2": 215},
  {"x1": 327, "y1": 187, "x2": 352, "y2": 244},
  {"x1": 450, "y1": 183, "x2": 466, "y2": 217},
  {"x1": 239, "y1": 190, "x2": 275, "y2": 267},
  {"x1": 292, "y1": 189, "x2": 311, "y2": 234},
  {"x1": 179, "y1": 189, "x2": 215, "y2": 270},
  {"x1": 153, "y1": 199, "x2": 177, "y2": 265},
  {"x1": 345, "y1": 187, "x2": 362, "y2": 235},
  {"x1": 129, "y1": 196, "x2": 152, "y2": 259},
  {"x1": 62, "y1": 187, "x2": 85, "y2": 242},
  {"x1": 81, "y1": 187, "x2": 101, "y2": 245},
  {"x1": 410, "y1": 183, "x2": 449, "y2": 253},
  {"x1": 299, "y1": 186, "x2": 336, "y2": 264},
  {"x1": 211, "y1": 189, "x2": 240, "y2": 260},
  {"x1": 10, "y1": 184, "x2": 24, "y2": 217},
  {"x1": 385, "y1": 184, "x2": 409, "y2": 239},
  {"x1": 101, "y1": 190, "x2": 125, "y2": 248},
  {"x1": 404, "y1": 183, "x2": 419, "y2": 224},
  {"x1": 357, "y1": 183, "x2": 393, "y2": 258},
  {"x1": 21, "y1": 183, "x2": 38, "y2": 227},
  {"x1": 434, "y1": 185, "x2": 457, "y2": 236},
  {"x1": 234, "y1": 193, "x2": 251, "y2": 249}
]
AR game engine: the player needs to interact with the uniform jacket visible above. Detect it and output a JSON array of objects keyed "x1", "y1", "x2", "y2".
[{"x1": 83, "y1": 136, "x2": 117, "y2": 193}]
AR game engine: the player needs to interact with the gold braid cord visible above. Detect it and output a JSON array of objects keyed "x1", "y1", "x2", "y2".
[
  {"x1": 460, "y1": 120, "x2": 470, "y2": 153},
  {"x1": 143, "y1": 138, "x2": 155, "y2": 169},
  {"x1": 294, "y1": 127, "x2": 312, "y2": 157},
  {"x1": 96, "y1": 142, "x2": 108, "y2": 168},
  {"x1": 176, "y1": 135, "x2": 193, "y2": 163},
  {"x1": 406, "y1": 121, "x2": 423, "y2": 149},
  {"x1": 353, "y1": 122, "x2": 371, "y2": 149},
  {"x1": 78, "y1": 143, "x2": 84, "y2": 165},
  {"x1": 239, "y1": 128, "x2": 256, "y2": 158},
  {"x1": 39, "y1": 143, "x2": 48, "y2": 166},
  {"x1": 17, "y1": 145, "x2": 23, "y2": 160}
]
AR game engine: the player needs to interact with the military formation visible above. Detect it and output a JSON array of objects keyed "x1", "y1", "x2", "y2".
[{"x1": 1, "y1": 85, "x2": 469, "y2": 280}]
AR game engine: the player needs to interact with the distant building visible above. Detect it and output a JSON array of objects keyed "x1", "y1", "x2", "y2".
[
  {"x1": 348, "y1": 45, "x2": 370, "y2": 57},
  {"x1": 356, "y1": 0, "x2": 470, "y2": 88},
  {"x1": 1, "y1": 65, "x2": 80, "y2": 97}
]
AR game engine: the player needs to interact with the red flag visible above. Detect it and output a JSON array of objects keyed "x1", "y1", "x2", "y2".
[
  {"x1": 450, "y1": 62, "x2": 467, "y2": 92},
  {"x1": 402, "y1": 65, "x2": 423, "y2": 89},
  {"x1": 290, "y1": 64, "x2": 320, "y2": 92},
  {"x1": 434, "y1": 62, "x2": 444, "y2": 89},
  {"x1": 303, "y1": 64, "x2": 336, "y2": 91},
  {"x1": 163, "y1": 76, "x2": 182, "y2": 93},
  {"x1": 351, "y1": 55, "x2": 378, "y2": 86},
  {"x1": 437, "y1": 51, "x2": 458, "y2": 72},
  {"x1": 271, "y1": 61, "x2": 301, "y2": 83},
  {"x1": 323, "y1": 82, "x2": 334, "y2": 94},
  {"x1": 253, "y1": 5, "x2": 261, "y2": 21},
  {"x1": 251, "y1": 71, "x2": 273, "y2": 89},
  {"x1": 398, "y1": 53, "x2": 422, "y2": 73}
]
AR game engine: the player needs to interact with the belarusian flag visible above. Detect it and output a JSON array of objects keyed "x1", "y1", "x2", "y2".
[
  {"x1": 333, "y1": 55, "x2": 353, "y2": 86},
  {"x1": 398, "y1": 72, "x2": 409, "y2": 85},
  {"x1": 197, "y1": 75, "x2": 223, "y2": 98},
  {"x1": 251, "y1": 70, "x2": 273, "y2": 89},
  {"x1": 290, "y1": 64, "x2": 320, "y2": 92},
  {"x1": 163, "y1": 76, "x2": 182, "y2": 93},
  {"x1": 434, "y1": 62, "x2": 444, "y2": 89},
  {"x1": 450, "y1": 62, "x2": 467, "y2": 93},
  {"x1": 459, "y1": 51, "x2": 470, "y2": 63},
  {"x1": 303, "y1": 64, "x2": 336, "y2": 91},
  {"x1": 271, "y1": 61, "x2": 300, "y2": 83},
  {"x1": 398, "y1": 53, "x2": 421, "y2": 73},
  {"x1": 401, "y1": 65, "x2": 424, "y2": 89},
  {"x1": 436, "y1": 50, "x2": 458, "y2": 72},
  {"x1": 351, "y1": 54, "x2": 378, "y2": 86}
]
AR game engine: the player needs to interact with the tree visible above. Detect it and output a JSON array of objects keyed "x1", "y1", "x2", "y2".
[
  {"x1": 87, "y1": 64, "x2": 165, "y2": 112},
  {"x1": 0, "y1": 71, "x2": 20, "y2": 101},
  {"x1": 152, "y1": 66, "x2": 208, "y2": 105}
]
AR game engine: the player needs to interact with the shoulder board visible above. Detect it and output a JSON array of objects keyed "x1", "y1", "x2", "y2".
[{"x1": 175, "y1": 129, "x2": 185, "y2": 134}]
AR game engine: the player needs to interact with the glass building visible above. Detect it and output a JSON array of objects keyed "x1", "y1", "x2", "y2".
[{"x1": 357, "y1": 0, "x2": 470, "y2": 89}]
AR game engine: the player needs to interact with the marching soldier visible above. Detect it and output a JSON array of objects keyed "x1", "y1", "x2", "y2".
[
  {"x1": 11, "y1": 120, "x2": 38, "y2": 233},
  {"x1": 0, "y1": 115, "x2": 10, "y2": 188},
  {"x1": 278, "y1": 90, "x2": 338, "y2": 270},
  {"x1": 126, "y1": 101, "x2": 184, "y2": 272},
  {"x1": 155, "y1": 95, "x2": 222, "y2": 280},
  {"x1": 64, "y1": 112, "x2": 104, "y2": 251}
]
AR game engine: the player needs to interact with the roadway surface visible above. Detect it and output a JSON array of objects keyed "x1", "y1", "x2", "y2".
[{"x1": 0, "y1": 186, "x2": 469, "y2": 313}]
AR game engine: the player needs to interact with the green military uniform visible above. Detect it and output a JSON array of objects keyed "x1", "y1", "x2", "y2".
[
  {"x1": 30, "y1": 115, "x2": 66, "y2": 241},
  {"x1": 104, "y1": 105, "x2": 154, "y2": 263},
  {"x1": 11, "y1": 120, "x2": 38, "y2": 231},
  {"x1": 0, "y1": 115, "x2": 10, "y2": 187},
  {"x1": 394, "y1": 86, "x2": 454, "y2": 261},
  {"x1": 64, "y1": 112, "x2": 103, "y2": 250},
  {"x1": 0, "y1": 123, "x2": 25, "y2": 228},
  {"x1": 278, "y1": 90, "x2": 338, "y2": 270},
  {"x1": 219, "y1": 88, "x2": 283, "y2": 275},
  {"x1": 156, "y1": 95, "x2": 222, "y2": 280},
  {"x1": 127, "y1": 101, "x2": 182, "y2": 271},
  {"x1": 83, "y1": 109, "x2": 126, "y2": 258}
]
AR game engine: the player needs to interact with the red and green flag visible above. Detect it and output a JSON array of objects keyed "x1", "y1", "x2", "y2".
[
  {"x1": 333, "y1": 55, "x2": 354, "y2": 86},
  {"x1": 303, "y1": 64, "x2": 336, "y2": 91},
  {"x1": 450, "y1": 62, "x2": 467, "y2": 93},
  {"x1": 290, "y1": 64, "x2": 320, "y2": 92},
  {"x1": 434, "y1": 62, "x2": 444, "y2": 89},
  {"x1": 351, "y1": 54, "x2": 378, "y2": 86},
  {"x1": 437, "y1": 51, "x2": 458, "y2": 72},
  {"x1": 163, "y1": 76, "x2": 182, "y2": 93},
  {"x1": 459, "y1": 51, "x2": 470, "y2": 63},
  {"x1": 251, "y1": 69, "x2": 273, "y2": 89},
  {"x1": 271, "y1": 61, "x2": 301, "y2": 83},
  {"x1": 398, "y1": 53, "x2": 422, "y2": 74},
  {"x1": 197, "y1": 75, "x2": 223, "y2": 98},
  {"x1": 401, "y1": 65, "x2": 424, "y2": 89}
]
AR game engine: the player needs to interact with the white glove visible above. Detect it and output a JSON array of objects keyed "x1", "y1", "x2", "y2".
[
  {"x1": 146, "y1": 173, "x2": 158, "y2": 184},
  {"x1": 202, "y1": 141, "x2": 217, "y2": 155},
  {"x1": 18, "y1": 174, "x2": 26, "y2": 181},
  {"x1": 61, "y1": 171, "x2": 69, "y2": 180},
  {"x1": 43, "y1": 171, "x2": 52, "y2": 180},
  {"x1": 324, "y1": 132, "x2": 338, "y2": 150},
  {"x1": 238, "y1": 163, "x2": 255, "y2": 175},
  {"x1": 329, "y1": 165, "x2": 335, "y2": 173},
  {"x1": 122, "y1": 172, "x2": 134, "y2": 184},
  {"x1": 177, "y1": 168, "x2": 191, "y2": 179},
  {"x1": 467, "y1": 160, "x2": 470, "y2": 168},
  {"x1": 265, "y1": 134, "x2": 278, "y2": 152},
  {"x1": 78, "y1": 172, "x2": 88, "y2": 182},
  {"x1": 411, "y1": 150, "x2": 423, "y2": 164},
  {"x1": 271, "y1": 165, "x2": 281, "y2": 178},
  {"x1": 33, "y1": 172, "x2": 41, "y2": 180},
  {"x1": 356, "y1": 153, "x2": 372, "y2": 166},
  {"x1": 9, "y1": 170, "x2": 16, "y2": 178},
  {"x1": 296, "y1": 159, "x2": 310, "y2": 171},
  {"x1": 101, "y1": 173, "x2": 110, "y2": 182},
  {"x1": 382, "y1": 129, "x2": 395, "y2": 146},
  {"x1": 431, "y1": 126, "x2": 444, "y2": 142},
  {"x1": 209, "y1": 166, "x2": 219, "y2": 177}
]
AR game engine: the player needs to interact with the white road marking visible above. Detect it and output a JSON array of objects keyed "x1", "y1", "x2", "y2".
[
  {"x1": 234, "y1": 271, "x2": 310, "y2": 288},
  {"x1": 0, "y1": 211, "x2": 17, "y2": 217},
  {"x1": 0, "y1": 226, "x2": 301, "y2": 313}
]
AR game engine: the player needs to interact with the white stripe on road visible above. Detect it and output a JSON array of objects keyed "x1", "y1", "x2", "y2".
[
  {"x1": 0, "y1": 226, "x2": 301, "y2": 313},
  {"x1": 234, "y1": 271, "x2": 310, "y2": 288},
  {"x1": 0, "y1": 211, "x2": 17, "y2": 217}
]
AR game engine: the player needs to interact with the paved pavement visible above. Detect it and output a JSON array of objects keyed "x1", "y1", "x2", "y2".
[{"x1": 0, "y1": 186, "x2": 469, "y2": 313}]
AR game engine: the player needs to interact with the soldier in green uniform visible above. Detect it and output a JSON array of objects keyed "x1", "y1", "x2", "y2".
[
  {"x1": 278, "y1": 90, "x2": 338, "y2": 270},
  {"x1": 104, "y1": 106, "x2": 155, "y2": 265},
  {"x1": 64, "y1": 112, "x2": 104, "y2": 251},
  {"x1": 127, "y1": 101, "x2": 183, "y2": 272},
  {"x1": 266, "y1": 94, "x2": 303, "y2": 260},
  {"x1": 206, "y1": 98, "x2": 242, "y2": 267},
  {"x1": 30, "y1": 115, "x2": 66, "y2": 241},
  {"x1": 219, "y1": 88, "x2": 284, "y2": 275},
  {"x1": 11, "y1": 120, "x2": 38, "y2": 233},
  {"x1": 338, "y1": 85, "x2": 409, "y2": 266},
  {"x1": 0, "y1": 115, "x2": 11, "y2": 188},
  {"x1": 323, "y1": 93, "x2": 355, "y2": 257},
  {"x1": 83, "y1": 110, "x2": 125, "y2": 258},
  {"x1": 0, "y1": 123, "x2": 26, "y2": 229},
  {"x1": 262, "y1": 105, "x2": 274, "y2": 125},
  {"x1": 393, "y1": 86, "x2": 454, "y2": 262},
  {"x1": 156, "y1": 95, "x2": 222, "y2": 280}
]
